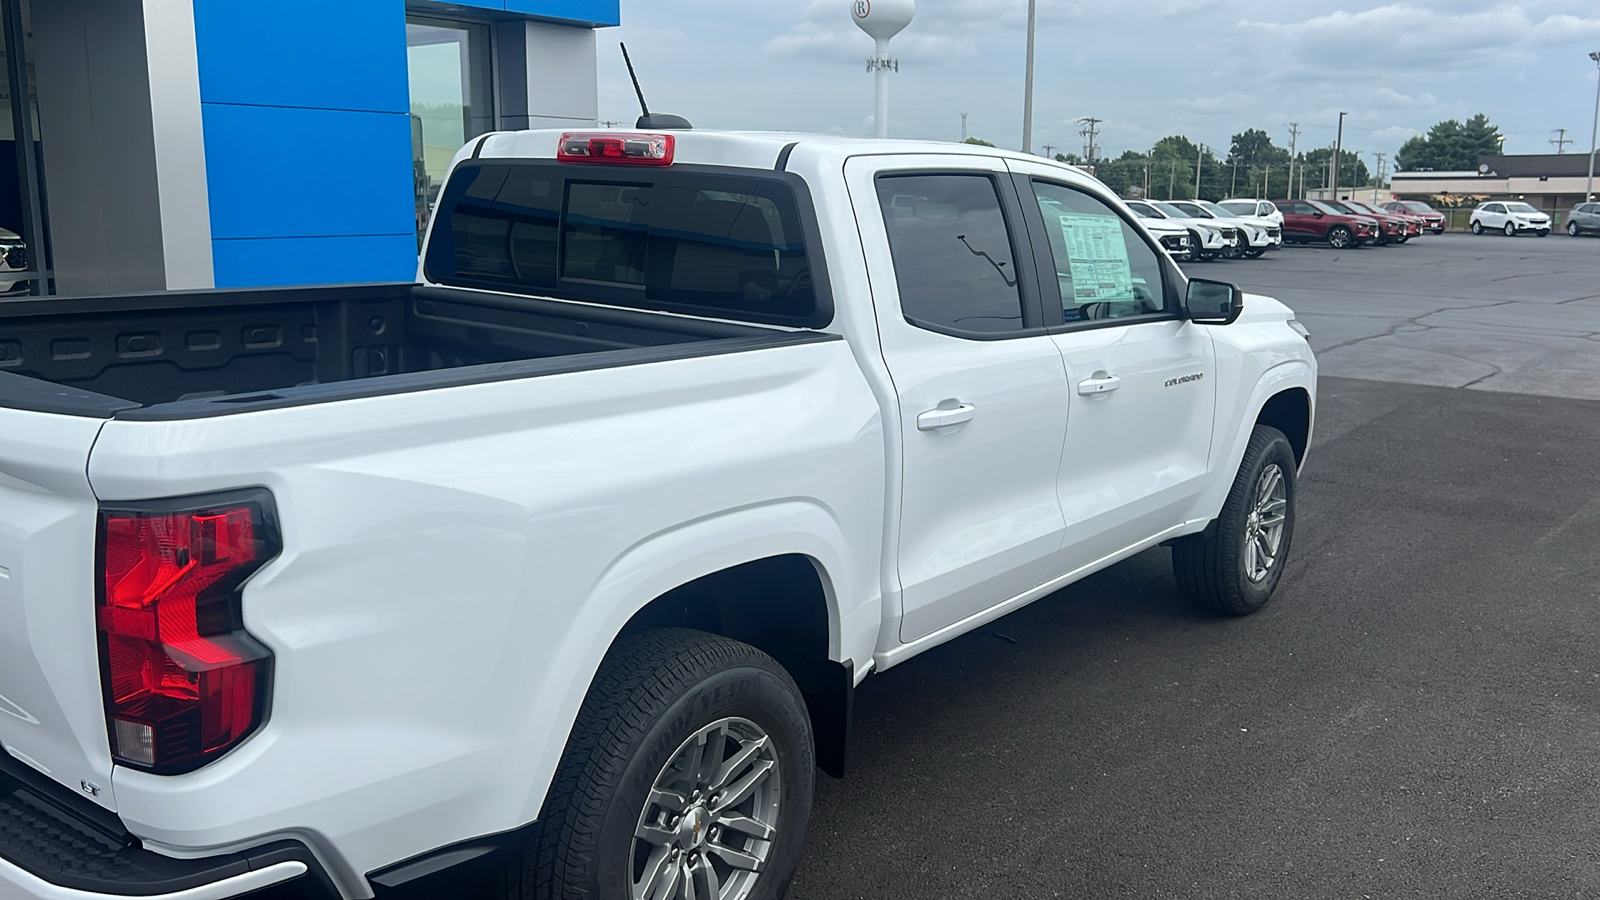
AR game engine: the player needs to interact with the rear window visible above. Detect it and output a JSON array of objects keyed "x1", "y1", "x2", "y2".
[{"x1": 425, "y1": 162, "x2": 828, "y2": 327}]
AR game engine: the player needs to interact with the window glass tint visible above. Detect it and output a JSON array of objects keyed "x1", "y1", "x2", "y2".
[
  {"x1": 426, "y1": 162, "x2": 822, "y2": 326},
  {"x1": 1259, "y1": 203, "x2": 1276, "y2": 217},
  {"x1": 1219, "y1": 201, "x2": 1255, "y2": 216},
  {"x1": 1031, "y1": 181, "x2": 1166, "y2": 323},
  {"x1": 875, "y1": 174, "x2": 1026, "y2": 335}
]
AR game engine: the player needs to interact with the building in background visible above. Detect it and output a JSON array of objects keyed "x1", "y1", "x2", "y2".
[
  {"x1": 1390, "y1": 153, "x2": 1597, "y2": 217},
  {"x1": 3, "y1": 0, "x2": 616, "y2": 298}
]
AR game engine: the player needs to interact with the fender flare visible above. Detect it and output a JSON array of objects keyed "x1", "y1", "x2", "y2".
[
  {"x1": 511, "y1": 499, "x2": 857, "y2": 822},
  {"x1": 1199, "y1": 360, "x2": 1315, "y2": 518}
]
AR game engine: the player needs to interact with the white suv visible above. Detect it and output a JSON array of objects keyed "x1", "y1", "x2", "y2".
[
  {"x1": 1471, "y1": 201, "x2": 1551, "y2": 237},
  {"x1": 1220, "y1": 198, "x2": 1285, "y2": 228}
]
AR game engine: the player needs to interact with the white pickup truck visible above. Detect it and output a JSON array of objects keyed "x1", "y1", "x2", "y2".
[{"x1": 0, "y1": 130, "x2": 1315, "y2": 900}]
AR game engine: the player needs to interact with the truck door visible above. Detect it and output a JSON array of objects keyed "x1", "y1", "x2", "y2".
[
  {"x1": 1005, "y1": 160, "x2": 1219, "y2": 572},
  {"x1": 845, "y1": 156, "x2": 1070, "y2": 644}
]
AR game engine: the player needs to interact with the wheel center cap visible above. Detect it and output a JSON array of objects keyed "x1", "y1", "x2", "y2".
[{"x1": 678, "y1": 806, "x2": 711, "y2": 848}]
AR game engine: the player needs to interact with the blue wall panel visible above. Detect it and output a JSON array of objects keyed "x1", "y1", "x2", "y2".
[
  {"x1": 193, "y1": 0, "x2": 409, "y2": 113},
  {"x1": 201, "y1": 104, "x2": 415, "y2": 241},
  {"x1": 212, "y1": 235, "x2": 420, "y2": 288}
]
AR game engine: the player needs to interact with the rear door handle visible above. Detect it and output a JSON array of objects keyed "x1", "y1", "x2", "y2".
[
  {"x1": 1077, "y1": 374, "x2": 1121, "y2": 396},
  {"x1": 917, "y1": 404, "x2": 976, "y2": 431}
]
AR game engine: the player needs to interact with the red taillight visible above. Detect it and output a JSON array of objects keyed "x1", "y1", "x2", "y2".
[
  {"x1": 556, "y1": 131, "x2": 675, "y2": 166},
  {"x1": 97, "y1": 493, "x2": 278, "y2": 774}
]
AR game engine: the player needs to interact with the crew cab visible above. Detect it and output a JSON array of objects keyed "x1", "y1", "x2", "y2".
[
  {"x1": 0, "y1": 129, "x2": 1316, "y2": 900},
  {"x1": 1273, "y1": 198, "x2": 1378, "y2": 248}
]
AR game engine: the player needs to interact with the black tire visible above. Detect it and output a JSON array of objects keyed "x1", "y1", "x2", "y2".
[
  {"x1": 500, "y1": 629, "x2": 815, "y2": 900},
  {"x1": 1327, "y1": 225, "x2": 1353, "y2": 249},
  {"x1": 1471, "y1": 220, "x2": 1484, "y2": 235},
  {"x1": 1570, "y1": 221, "x2": 1581, "y2": 237},
  {"x1": 1396, "y1": 232, "x2": 1409, "y2": 244},
  {"x1": 1537, "y1": 229, "x2": 1549, "y2": 238},
  {"x1": 1171, "y1": 425, "x2": 1298, "y2": 617},
  {"x1": 1245, "y1": 247, "x2": 1266, "y2": 258},
  {"x1": 1503, "y1": 221, "x2": 1517, "y2": 237}
]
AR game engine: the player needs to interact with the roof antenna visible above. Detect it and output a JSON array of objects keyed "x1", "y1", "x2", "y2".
[{"x1": 620, "y1": 43, "x2": 692, "y2": 131}]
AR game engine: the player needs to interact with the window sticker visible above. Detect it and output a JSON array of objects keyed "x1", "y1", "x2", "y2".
[{"x1": 1056, "y1": 213, "x2": 1134, "y2": 303}]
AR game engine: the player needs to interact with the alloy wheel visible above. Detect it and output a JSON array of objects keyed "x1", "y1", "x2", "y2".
[
  {"x1": 1243, "y1": 464, "x2": 1288, "y2": 584},
  {"x1": 632, "y1": 717, "x2": 782, "y2": 900},
  {"x1": 1504, "y1": 222, "x2": 1517, "y2": 237}
]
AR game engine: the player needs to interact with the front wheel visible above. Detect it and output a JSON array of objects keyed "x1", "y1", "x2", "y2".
[
  {"x1": 1396, "y1": 233, "x2": 1410, "y2": 244},
  {"x1": 1471, "y1": 220, "x2": 1484, "y2": 235},
  {"x1": 1537, "y1": 229, "x2": 1549, "y2": 238},
  {"x1": 1172, "y1": 425, "x2": 1298, "y2": 616},
  {"x1": 1327, "y1": 225, "x2": 1353, "y2": 249},
  {"x1": 1503, "y1": 222, "x2": 1517, "y2": 237},
  {"x1": 499, "y1": 629, "x2": 815, "y2": 900},
  {"x1": 1245, "y1": 247, "x2": 1266, "y2": 258}
]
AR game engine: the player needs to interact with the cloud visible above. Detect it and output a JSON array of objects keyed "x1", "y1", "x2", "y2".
[
  {"x1": 1178, "y1": 92, "x2": 1257, "y2": 113},
  {"x1": 765, "y1": 0, "x2": 1088, "y2": 63}
]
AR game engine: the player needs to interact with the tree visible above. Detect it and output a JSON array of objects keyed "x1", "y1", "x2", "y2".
[
  {"x1": 1302, "y1": 148, "x2": 1370, "y2": 196},
  {"x1": 1091, "y1": 150, "x2": 1150, "y2": 197},
  {"x1": 963, "y1": 136, "x2": 996, "y2": 147},
  {"x1": 1394, "y1": 114, "x2": 1503, "y2": 172}
]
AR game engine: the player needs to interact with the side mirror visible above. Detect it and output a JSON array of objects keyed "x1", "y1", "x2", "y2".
[
  {"x1": 1184, "y1": 278, "x2": 1243, "y2": 325},
  {"x1": 1312, "y1": 210, "x2": 1325, "y2": 218}
]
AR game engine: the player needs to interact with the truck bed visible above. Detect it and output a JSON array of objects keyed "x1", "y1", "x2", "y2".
[{"x1": 0, "y1": 283, "x2": 819, "y2": 419}]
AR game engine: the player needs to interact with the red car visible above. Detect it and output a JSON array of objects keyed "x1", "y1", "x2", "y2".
[
  {"x1": 1383, "y1": 200, "x2": 1447, "y2": 234},
  {"x1": 1273, "y1": 199, "x2": 1379, "y2": 248},
  {"x1": 1346, "y1": 200, "x2": 1424, "y2": 239},
  {"x1": 1320, "y1": 199, "x2": 1412, "y2": 244}
]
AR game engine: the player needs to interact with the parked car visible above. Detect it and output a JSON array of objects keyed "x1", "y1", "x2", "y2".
[
  {"x1": 1381, "y1": 200, "x2": 1446, "y2": 234},
  {"x1": 0, "y1": 129, "x2": 1317, "y2": 900},
  {"x1": 1564, "y1": 202, "x2": 1600, "y2": 236},
  {"x1": 1116, "y1": 201, "x2": 1193, "y2": 259},
  {"x1": 1273, "y1": 199, "x2": 1379, "y2": 248},
  {"x1": 1220, "y1": 198, "x2": 1286, "y2": 228},
  {"x1": 1126, "y1": 199, "x2": 1239, "y2": 261},
  {"x1": 1344, "y1": 199, "x2": 1423, "y2": 240},
  {"x1": 1320, "y1": 199, "x2": 1411, "y2": 244},
  {"x1": 1193, "y1": 200, "x2": 1283, "y2": 257},
  {"x1": 0, "y1": 226, "x2": 27, "y2": 294},
  {"x1": 1470, "y1": 201, "x2": 1551, "y2": 236}
]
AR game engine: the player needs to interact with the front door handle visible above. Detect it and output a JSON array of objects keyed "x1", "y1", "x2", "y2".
[
  {"x1": 917, "y1": 404, "x2": 976, "y2": 432},
  {"x1": 1077, "y1": 374, "x2": 1122, "y2": 396}
]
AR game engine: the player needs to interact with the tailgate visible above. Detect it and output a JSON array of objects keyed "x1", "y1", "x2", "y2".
[{"x1": 0, "y1": 408, "x2": 116, "y2": 811}]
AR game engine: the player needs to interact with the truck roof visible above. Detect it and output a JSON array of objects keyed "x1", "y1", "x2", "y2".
[{"x1": 471, "y1": 128, "x2": 1064, "y2": 173}]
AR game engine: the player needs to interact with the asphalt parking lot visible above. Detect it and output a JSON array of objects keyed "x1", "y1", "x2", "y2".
[
  {"x1": 785, "y1": 236, "x2": 1600, "y2": 900},
  {"x1": 265, "y1": 237, "x2": 1600, "y2": 900},
  {"x1": 1221, "y1": 232, "x2": 1600, "y2": 402}
]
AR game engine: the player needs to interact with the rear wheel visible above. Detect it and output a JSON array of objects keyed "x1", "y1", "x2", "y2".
[
  {"x1": 1172, "y1": 426, "x2": 1298, "y2": 616},
  {"x1": 499, "y1": 629, "x2": 815, "y2": 900},
  {"x1": 1570, "y1": 221, "x2": 1581, "y2": 237},
  {"x1": 1503, "y1": 222, "x2": 1517, "y2": 237},
  {"x1": 1326, "y1": 225, "x2": 1353, "y2": 249}
]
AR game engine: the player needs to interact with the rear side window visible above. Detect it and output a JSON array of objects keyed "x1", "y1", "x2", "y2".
[
  {"x1": 425, "y1": 162, "x2": 827, "y2": 327},
  {"x1": 875, "y1": 174, "x2": 1027, "y2": 336}
]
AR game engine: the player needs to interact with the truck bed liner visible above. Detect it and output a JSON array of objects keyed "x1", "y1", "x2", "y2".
[{"x1": 0, "y1": 284, "x2": 825, "y2": 419}]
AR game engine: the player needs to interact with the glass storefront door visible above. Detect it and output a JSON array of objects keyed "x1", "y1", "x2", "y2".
[
  {"x1": 0, "y1": 0, "x2": 47, "y2": 295},
  {"x1": 407, "y1": 16, "x2": 493, "y2": 247}
]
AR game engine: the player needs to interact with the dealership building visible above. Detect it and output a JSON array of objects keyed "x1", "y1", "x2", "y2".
[
  {"x1": 3, "y1": 0, "x2": 617, "y2": 298},
  {"x1": 1390, "y1": 153, "x2": 1598, "y2": 216}
]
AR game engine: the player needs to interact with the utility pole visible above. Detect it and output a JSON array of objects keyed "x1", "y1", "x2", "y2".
[
  {"x1": 1194, "y1": 142, "x2": 1203, "y2": 199},
  {"x1": 1021, "y1": 0, "x2": 1037, "y2": 153},
  {"x1": 1372, "y1": 151, "x2": 1386, "y2": 200},
  {"x1": 1042, "y1": 144, "x2": 1056, "y2": 160},
  {"x1": 1286, "y1": 122, "x2": 1300, "y2": 199},
  {"x1": 1078, "y1": 116, "x2": 1102, "y2": 164},
  {"x1": 1262, "y1": 164, "x2": 1271, "y2": 198},
  {"x1": 1169, "y1": 158, "x2": 1177, "y2": 200},
  {"x1": 1332, "y1": 112, "x2": 1347, "y2": 200},
  {"x1": 1588, "y1": 51, "x2": 1600, "y2": 201},
  {"x1": 1551, "y1": 128, "x2": 1572, "y2": 153},
  {"x1": 1230, "y1": 155, "x2": 1239, "y2": 197},
  {"x1": 961, "y1": 111, "x2": 968, "y2": 143}
]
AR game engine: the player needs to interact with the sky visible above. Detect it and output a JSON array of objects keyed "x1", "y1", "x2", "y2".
[{"x1": 596, "y1": 0, "x2": 1600, "y2": 167}]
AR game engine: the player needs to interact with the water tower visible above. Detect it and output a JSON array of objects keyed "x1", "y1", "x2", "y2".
[{"x1": 852, "y1": 0, "x2": 915, "y2": 138}]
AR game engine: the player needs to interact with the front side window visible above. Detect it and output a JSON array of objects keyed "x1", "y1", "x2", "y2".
[
  {"x1": 875, "y1": 174, "x2": 1026, "y2": 336},
  {"x1": 1259, "y1": 202, "x2": 1276, "y2": 217},
  {"x1": 1031, "y1": 181, "x2": 1167, "y2": 324}
]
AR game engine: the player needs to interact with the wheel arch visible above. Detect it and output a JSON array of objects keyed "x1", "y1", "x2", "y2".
[{"x1": 1255, "y1": 386, "x2": 1312, "y2": 466}]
